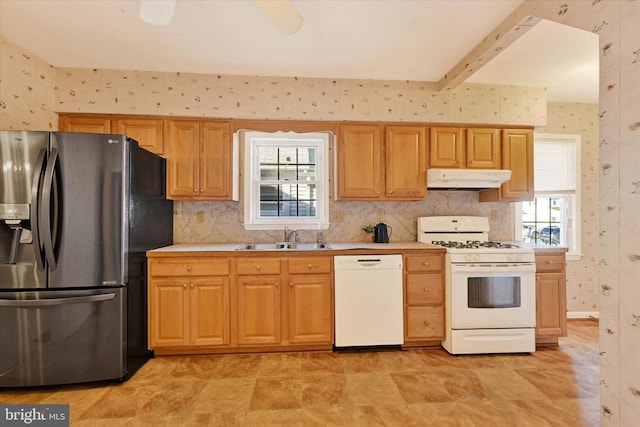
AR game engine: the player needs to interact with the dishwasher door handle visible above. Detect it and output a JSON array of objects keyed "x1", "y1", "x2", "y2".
[{"x1": 356, "y1": 259, "x2": 382, "y2": 267}]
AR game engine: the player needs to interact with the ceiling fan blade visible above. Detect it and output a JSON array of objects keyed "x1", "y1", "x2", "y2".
[
  {"x1": 139, "y1": 0, "x2": 176, "y2": 26},
  {"x1": 254, "y1": 0, "x2": 303, "y2": 35}
]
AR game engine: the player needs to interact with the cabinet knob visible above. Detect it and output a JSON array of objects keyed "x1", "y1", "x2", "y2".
[
  {"x1": 423, "y1": 321, "x2": 430, "y2": 327},
  {"x1": 423, "y1": 262, "x2": 429, "y2": 266},
  {"x1": 388, "y1": 190, "x2": 393, "y2": 195},
  {"x1": 182, "y1": 283, "x2": 187, "y2": 288},
  {"x1": 547, "y1": 260, "x2": 554, "y2": 264},
  {"x1": 275, "y1": 282, "x2": 280, "y2": 287},
  {"x1": 424, "y1": 288, "x2": 430, "y2": 293},
  {"x1": 289, "y1": 282, "x2": 294, "y2": 287},
  {"x1": 200, "y1": 189, "x2": 204, "y2": 193},
  {"x1": 307, "y1": 264, "x2": 313, "y2": 269},
  {"x1": 193, "y1": 188, "x2": 198, "y2": 193},
  {"x1": 190, "y1": 283, "x2": 195, "y2": 288},
  {"x1": 256, "y1": 265, "x2": 261, "y2": 271},
  {"x1": 376, "y1": 191, "x2": 380, "y2": 196},
  {"x1": 186, "y1": 265, "x2": 192, "y2": 272}
]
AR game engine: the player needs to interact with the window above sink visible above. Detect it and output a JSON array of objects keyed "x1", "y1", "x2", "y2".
[{"x1": 242, "y1": 130, "x2": 331, "y2": 230}]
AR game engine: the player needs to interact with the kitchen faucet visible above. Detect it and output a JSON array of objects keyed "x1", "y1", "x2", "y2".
[{"x1": 284, "y1": 227, "x2": 298, "y2": 242}]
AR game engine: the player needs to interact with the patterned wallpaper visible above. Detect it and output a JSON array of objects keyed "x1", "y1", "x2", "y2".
[
  {"x1": 0, "y1": 37, "x2": 56, "y2": 130},
  {"x1": 537, "y1": 102, "x2": 600, "y2": 313},
  {"x1": 50, "y1": 68, "x2": 547, "y2": 126},
  {"x1": 523, "y1": 1, "x2": 639, "y2": 425}
]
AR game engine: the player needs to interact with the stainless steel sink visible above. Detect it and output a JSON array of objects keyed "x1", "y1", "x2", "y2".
[{"x1": 235, "y1": 242, "x2": 332, "y2": 251}]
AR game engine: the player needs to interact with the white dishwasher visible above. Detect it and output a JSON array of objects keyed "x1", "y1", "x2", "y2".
[{"x1": 334, "y1": 254, "x2": 404, "y2": 347}]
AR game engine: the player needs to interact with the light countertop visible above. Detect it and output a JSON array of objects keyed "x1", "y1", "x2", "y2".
[{"x1": 148, "y1": 241, "x2": 441, "y2": 254}]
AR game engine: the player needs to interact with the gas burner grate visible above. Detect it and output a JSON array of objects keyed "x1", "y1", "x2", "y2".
[{"x1": 431, "y1": 240, "x2": 519, "y2": 249}]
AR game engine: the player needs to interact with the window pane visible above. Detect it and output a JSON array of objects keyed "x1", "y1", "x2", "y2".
[
  {"x1": 258, "y1": 184, "x2": 317, "y2": 218},
  {"x1": 522, "y1": 196, "x2": 564, "y2": 246}
]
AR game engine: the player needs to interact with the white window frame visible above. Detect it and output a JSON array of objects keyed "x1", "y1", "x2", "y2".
[
  {"x1": 242, "y1": 131, "x2": 330, "y2": 231},
  {"x1": 514, "y1": 133, "x2": 582, "y2": 261}
]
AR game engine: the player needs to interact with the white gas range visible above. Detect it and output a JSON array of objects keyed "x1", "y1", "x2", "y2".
[{"x1": 417, "y1": 216, "x2": 536, "y2": 354}]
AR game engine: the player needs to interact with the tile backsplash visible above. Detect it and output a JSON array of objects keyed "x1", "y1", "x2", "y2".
[{"x1": 174, "y1": 191, "x2": 512, "y2": 244}]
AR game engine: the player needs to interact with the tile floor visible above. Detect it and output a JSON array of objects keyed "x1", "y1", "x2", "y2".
[{"x1": 1, "y1": 319, "x2": 600, "y2": 426}]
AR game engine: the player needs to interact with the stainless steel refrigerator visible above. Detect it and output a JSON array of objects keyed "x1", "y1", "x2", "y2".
[{"x1": 0, "y1": 131, "x2": 172, "y2": 387}]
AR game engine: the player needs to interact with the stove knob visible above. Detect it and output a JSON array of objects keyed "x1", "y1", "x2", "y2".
[
  {"x1": 465, "y1": 255, "x2": 473, "y2": 262},
  {"x1": 516, "y1": 255, "x2": 522, "y2": 261},
  {"x1": 473, "y1": 255, "x2": 480, "y2": 262},
  {"x1": 507, "y1": 255, "x2": 514, "y2": 261}
]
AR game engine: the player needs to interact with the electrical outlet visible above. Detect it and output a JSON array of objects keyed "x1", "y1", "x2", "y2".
[
  {"x1": 490, "y1": 210, "x2": 499, "y2": 222},
  {"x1": 376, "y1": 209, "x2": 384, "y2": 222},
  {"x1": 197, "y1": 211, "x2": 205, "y2": 224},
  {"x1": 334, "y1": 211, "x2": 344, "y2": 222}
]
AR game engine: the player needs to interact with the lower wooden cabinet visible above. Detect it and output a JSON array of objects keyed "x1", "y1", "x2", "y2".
[
  {"x1": 535, "y1": 251, "x2": 567, "y2": 345},
  {"x1": 236, "y1": 276, "x2": 282, "y2": 346},
  {"x1": 148, "y1": 259, "x2": 230, "y2": 349},
  {"x1": 403, "y1": 253, "x2": 445, "y2": 346},
  {"x1": 287, "y1": 258, "x2": 332, "y2": 345},
  {"x1": 148, "y1": 254, "x2": 333, "y2": 354}
]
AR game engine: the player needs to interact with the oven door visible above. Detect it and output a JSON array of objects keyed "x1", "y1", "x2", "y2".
[{"x1": 449, "y1": 263, "x2": 536, "y2": 329}]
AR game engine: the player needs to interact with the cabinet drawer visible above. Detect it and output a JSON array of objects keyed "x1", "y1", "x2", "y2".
[
  {"x1": 150, "y1": 258, "x2": 230, "y2": 277},
  {"x1": 237, "y1": 258, "x2": 281, "y2": 275},
  {"x1": 406, "y1": 274, "x2": 444, "y2": 305},
  {"x1": 288, "y1": 257, "x2": 331, "y2": 274},
  {"x1": 406, "y1": 306, "x2": 444, "y2": 339},
  {"x1": 405, "y1": 255, "x2": 443, "y2": 273},
  {"x1": 535, "y1": 253, "x2": 565, "y2": 273}
]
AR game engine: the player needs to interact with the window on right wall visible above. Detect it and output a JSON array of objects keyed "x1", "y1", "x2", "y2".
[{"x1": 514, "y1": 133, "x2": 582, "y2": 260}]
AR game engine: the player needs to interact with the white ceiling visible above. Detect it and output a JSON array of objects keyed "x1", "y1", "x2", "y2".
[{"x1": 0, "y1": 0, "x2": 599, "y2": 103}]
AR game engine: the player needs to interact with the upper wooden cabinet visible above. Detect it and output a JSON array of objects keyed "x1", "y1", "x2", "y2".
[
  {"x1": 59, "y1": 114, "x2": 164, "y2": 156},
  {"x1": 166, "y1": 119, "x2": 233, "y2": 200},
  {"x1": 429, "y1": 127, "x2": 500, "y2": 169},
  {"x1": 112, "y1": 118, "x2": 164, "y2": 155},
  {"x1": 59, "y1": 115, "x2": 111, "y2": 134},
  {"x1": 465, "y1": 128, "x2": 501, "y2": 169},
  {"x1": 480, "y1": 128, "x2": 534, "y2": 202},
  {"x1": 337, "y1": 124, "x2": 426, "y2": 200},
  {"x1": 429, "y1": 127, "x2": 464, "y2": 168}
]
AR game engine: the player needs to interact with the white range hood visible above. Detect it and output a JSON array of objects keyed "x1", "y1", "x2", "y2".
[{"x1": 427, "y1": 168, "x2": 511, "y2": 189}]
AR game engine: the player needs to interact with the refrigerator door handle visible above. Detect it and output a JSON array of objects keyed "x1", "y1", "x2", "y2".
[
  {"x1": 0, "y1": 292, "x2": 116, "y2": 307},
  {"x1": 41, "y1": 147, "x2": 59, "y2": 270},
  {"x1": 30, "y1": 147, "x2": 47, "y2": 271}
]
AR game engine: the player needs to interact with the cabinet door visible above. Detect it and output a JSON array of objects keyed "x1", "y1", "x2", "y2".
[
  {"x1": 287, "y1": 275, "x2": 332, "y2": 344},
  {"x1": 167, "y1": 120, "x2": 200, "y2": 199},
  {"x1": 466, "y1": 128, "x2": 500, "y2": 169},
  {"x1": 149, "y1": 279, "x2": 188, "y2": 347},
  {"x1": 429, "y1": 127, "x2": 464, "y2": 168},
  {"x1": 237, "y1": 277, "x2": 281, "y2": 345},
  {"x1": 200, "y1": 121, "x2": 232, "y2": 199},
  {"x1": 190, "y1": 278, "x2": 230, "y2": 346},
  {"x1": 59, "y1": 115, "x2": 111, "y2": 134},
  {"x1": 385, "y1": 126, "x2": 426, "y2": 199},
  {"x1": 336, "y1": 125, "x2": 384, "y2": 200},
  {"x1": 500, "y1": 129, "x2": 534, "y2": 201},
  {"x1": 112, "y1": 118, "x2": 164, "y2": 155},
  {"x1": 536, "y1": 272, "x2": 567, "y2": 337}
]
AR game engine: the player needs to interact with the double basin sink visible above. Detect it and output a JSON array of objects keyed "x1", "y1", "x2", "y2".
[{"x1": 235, "y1": 242, "x2": 332, "y2": 251}]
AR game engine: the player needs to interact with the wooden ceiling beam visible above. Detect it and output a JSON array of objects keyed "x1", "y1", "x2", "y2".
[{"x1": 437, "y1": 6, "x2": 541, "y2": 92}]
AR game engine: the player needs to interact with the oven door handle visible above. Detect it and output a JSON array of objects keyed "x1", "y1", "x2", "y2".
[{"x1": 451, "y1": 264, "x2": 536, "y2": 273}]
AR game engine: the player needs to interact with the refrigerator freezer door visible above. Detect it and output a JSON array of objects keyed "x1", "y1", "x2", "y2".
[
  {"x1": 48, "y1": 132, "x2": 128, "y2": 288},
  {"x1": 0, "y1": 131, "x2": 49, "y2": 289},
  {"x1": 0, "y1": 288, "x2": 126, "y2": 387}
]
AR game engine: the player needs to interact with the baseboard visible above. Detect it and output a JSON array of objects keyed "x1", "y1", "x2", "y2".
[{"x1": 567, "y1": 311, "x2": 599, "y2": 319}]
